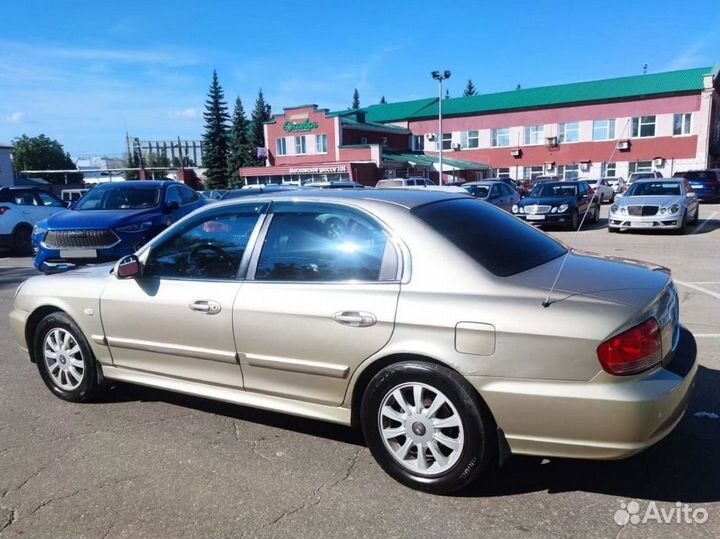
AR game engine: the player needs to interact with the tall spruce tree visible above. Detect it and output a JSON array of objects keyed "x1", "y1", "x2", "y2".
[
  {"x1": 202, "y1": 70, "x2": 230, "y2": 189},
  {"x1": 249, "y1": 89, "x2": 271, "y2": 166},
  {"x1": 351, "y1": 88, "x2": 360, "y2": 109},
  {"x1": 463, "y1": 79, "x2": 477, "y2": 97},
  {"x1": 379, "y1": 96, "x2": 387, "y2": 104},
  {"x1": 227, "y1": 96, "x2": 252, "y2": 186}
]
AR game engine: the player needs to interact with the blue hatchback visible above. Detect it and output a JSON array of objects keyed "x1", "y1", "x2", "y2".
[{"x1": 33, "y1": 181, "x2": 206, "y2": 272}]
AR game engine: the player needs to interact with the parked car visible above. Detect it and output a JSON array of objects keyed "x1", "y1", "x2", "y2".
[
  {"x1": 627, "y1": 171, "x2": 663, "y2": 186},
  {"x1": 462, "y1": 180, "x2": 520, "y2": 211},
  {"x1": 376, "y1": 177, "x2": 435, "y2": 188},
  {"x1": 512, "y1": 180, "x2": 600, "y2": 229},
  {"x1": 60, "y1": 188, "x2": 90, "y2": 204},
  {"x1": 589, "y1": 178, "x2": 616, "y2": 203},
  {"x1": 605, "y1": 176, "x2": 627, "y2": 194},
  {"x1": 32, "y1": 181, "x2": 206, "y2": 273},
  {"x1": 202, "y1": 190, "x2": 227, "y2": 201},
  {"x1": 221, "y1": 185, "x2": 298, "y2": 200},
  {"x1": 608, "y1": 178, "x2": 699, "y2": 234},
  {"x1": 517, "y1": 175, "x2": 558, "y2": 197},
  {"x1": 0, "y1": 187, "x2": 68, "y2": 255},
  {"x1": 11, "y1": 189, "x2": 695, "y2": 494},
  {"x1": 672, "y1": 170, "x2": 720, "y2": 202}
]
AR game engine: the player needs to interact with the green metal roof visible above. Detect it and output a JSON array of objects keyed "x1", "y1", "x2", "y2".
[
  {"x1": 383, "y1": 151, "x2": 489, "y2": 171},
  {"x1": 365, "y1": 67, "x2": 712, "y2": 123},
  {"x1": 340, "y1": 116, "x2": 410, "y2": 133}
]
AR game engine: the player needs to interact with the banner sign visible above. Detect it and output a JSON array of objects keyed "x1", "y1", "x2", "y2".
[
  {"x1": 283, "y1": 120, "x2": 319, "y2": 133},
  {"x1": 289, "y1": 165, "x2": 347, "y2": 174}
]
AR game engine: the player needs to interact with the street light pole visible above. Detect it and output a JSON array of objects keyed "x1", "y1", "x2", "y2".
[{"x1": 431, "y1": 70, "x2": 451, "y2": 185}]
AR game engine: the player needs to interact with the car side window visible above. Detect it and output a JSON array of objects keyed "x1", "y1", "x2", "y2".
[
  {"x1": 179, "y1": 186, "x2": 198, "y2": 204},
  {"x1": 490, "y1": 185, "x2": 500, "y2": 197},
  {"x1": 144, "y1": 204, "x2": 268, "y2": 280},
  {"x1": 13, "y1": 191, "x2": 38, "y2": 206},
  {"x1": 255, "y1": 203, "x2": 398, "y2": 282},
  {"x1": 500, "y1": 184, "x2": 512, "y2": 196},
  {"x1": 166, "y1": 186, "x2": 182, "y2": 206},
  {"x1": 36, "y1": 191, "x2": 65, "y2": 207}
]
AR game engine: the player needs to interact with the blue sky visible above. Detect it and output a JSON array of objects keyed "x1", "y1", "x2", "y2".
[{"x1": 1, "y1": 0, "x2": 719, "y2": 157}]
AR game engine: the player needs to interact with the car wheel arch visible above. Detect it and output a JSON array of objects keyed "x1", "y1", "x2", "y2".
[{"x1": 25, "y1": 305, "x2": 65, "y2": 362}]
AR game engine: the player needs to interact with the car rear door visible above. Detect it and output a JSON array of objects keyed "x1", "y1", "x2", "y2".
[
  {"x1": 233, "y1": 201, "x2": 402, "y2": 406},
  {"x1": 100, "y1": 203, "x2": 268, "y2": 388}
]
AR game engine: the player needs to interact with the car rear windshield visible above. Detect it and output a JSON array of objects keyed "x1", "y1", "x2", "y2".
[
  {"x1": 675, "y1": 171, "x2": 715, "y2": 181},
  {"x1": 74, "y1": 185, "x2": 161, "y2": 210},
  {"x1": 412, "y1": 198, "x2": 567, "y2": 276},
  {"x1": 377, "y1": 180, "x2": 404, "y2": 187}
]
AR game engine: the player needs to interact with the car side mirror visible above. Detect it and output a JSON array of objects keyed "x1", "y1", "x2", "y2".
[
  {"x1": 114, "y1": 255, "x2": 141, "y2": 279},
  {"x1": 164, "y1": 200, "x2": 180, "y2": 213}
]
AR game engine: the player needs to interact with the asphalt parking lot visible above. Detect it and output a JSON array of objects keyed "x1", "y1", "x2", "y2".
[{"x1": 1, "y1": 203, "x2": 719, "y2": 539}]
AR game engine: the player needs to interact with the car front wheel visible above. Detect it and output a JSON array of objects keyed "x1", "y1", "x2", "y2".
[
  {"x1": 34, "y1": 312, "x2": 100, "y2": 402},
  {"x1": 361, "y1": 361, "x2": 497, "y2": 494}
]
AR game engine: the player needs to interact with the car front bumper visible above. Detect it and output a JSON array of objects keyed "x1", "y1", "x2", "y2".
[
  {"x1": 608, "y1": 212, "x2": 684, "y2": 230},
  {"x1": 471, "y1": 327, "x2": 697, "y2": 460},
  {"x1": 516, "y1": 213, "x2": 573, "y2": 226}
]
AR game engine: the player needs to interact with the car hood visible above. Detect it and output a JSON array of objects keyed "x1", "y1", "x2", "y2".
[
  {"x1": 616, "y1": 195, "x2": 683, "y2": 207},
  {"x1": 45, "y1": 208, "x2": 159, "y2": 230},
  {"x1": 520, "y1": 196, "x2": 575, "y2": 207},
  {"x1": 507, "y1": 250, "x2": 670, "y2": 309}
]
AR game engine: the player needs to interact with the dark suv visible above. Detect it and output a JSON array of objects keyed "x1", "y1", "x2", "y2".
[{"x1": 672, "y1": 170, "x2": 720, "y2": 202}]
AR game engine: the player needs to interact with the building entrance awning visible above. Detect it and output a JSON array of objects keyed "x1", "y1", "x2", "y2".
[{"x1": 382, "y1": 151, "x2": 489, "y2": 171}]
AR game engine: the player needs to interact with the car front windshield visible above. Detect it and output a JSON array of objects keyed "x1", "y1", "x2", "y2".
[
  {"x1": 529, "y1": 183, "x2": 577, "y2": 198},
  {"x1": 74, "y1": 185, "x2": 161, "y2": 210},
  {"x1": 625, "y1": 182, "x2": 682, "y2": 197}
]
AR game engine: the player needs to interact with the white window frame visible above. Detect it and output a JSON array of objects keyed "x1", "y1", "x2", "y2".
[
  {"x1": 523, "y1": 166, "x2": 544, "y2": 179},
  {"x1": 295, "y1": 135, "x2": 306, "y2": 155},
  {"x1": 558, "y1": 164, "x2": 579, "y2": 180},
  {"x1": 494, "y1": 167, "x2": 511, "y2": 178},
  {"x1": 592, "y1": 119, "x2": 616, "y2": 141},
  {"x1": 524, "y1": 125, "x2": 544, "y2": 145},
  {"x1": 604, "y1": 162, "x2": 617, "y2": 177},
  {"x1": 438, "y1": 132, "x2": 452, "y2": 151},
  {"x1": 631, "y1": 116, "x2": 656, "y2": 138},
  {"x1": 673, "y1": 113, "x2": 692, "y2": 136},
  {"x1": 491, "y1": 128, "x2": 510, "y2": 147},
  {"x1": 558, "y1": 122, "x2": 580, "y2": 143},
  {"x1": 411, "y1": 135, "x2": 424, "y2": 151},
  {"x1": 315, "y1": 134, "x2": 328, "y2": 153},
  {"x1": 630, "y1": 161, "x2": 653, "y2": 173},
  {"x1": 276, "y1": 137, "x2": 287, "y2": 156},
  {"x1": 461, "y1": 130, "x2": 479, "y2": 149}
]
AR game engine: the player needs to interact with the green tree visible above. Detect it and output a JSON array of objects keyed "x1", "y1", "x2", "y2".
[
  {"x1": 249, "y1": 89, "x2": 272, "y2": 166},
  {"x1": 227, "y1": 96, "x2": 252, "y2": 185},
  {"x1": 379, "y1": 96, "x2": 387, "y2": 104},
  {"x1": 146, "y1": 152, "x2": 170, "y2": 179},
  {"x1": 11, "y1": 134, "x2": 82, "y2": 184},
  {"x1": 351, "y1": 88, "x2": 360, "y2": 109},
  {"x1": 171, "y1": 156, "x2": 195, "y2": 168},
  {"x1": 202, "y1": 70, "x2": 231, "y2": 189},
  {"x1": 123, "y1": 149, "x2": 140, "y2": 180},
  {"x1": 463, "y1": 79, "x2": 477, "y2": 97}
]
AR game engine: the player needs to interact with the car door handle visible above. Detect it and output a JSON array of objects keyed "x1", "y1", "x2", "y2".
[
  {"x1": 333, "y1": 311, "x2": 376, "y2": 328},
  {"x1": 189, "y1": 300, "x2": 221, "y2": 314}
]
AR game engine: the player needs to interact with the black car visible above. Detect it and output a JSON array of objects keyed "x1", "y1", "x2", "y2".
[{"x1": 512, "y1": 180, "x2": 599, "y2": 230}]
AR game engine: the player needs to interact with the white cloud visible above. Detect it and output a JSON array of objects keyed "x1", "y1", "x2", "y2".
[
  {"x1": 168, "y1": 108, "x2": 201, "y2": 120},
  {"x1": 5, "y1": 111, "x2": 24, "y2": 124}
]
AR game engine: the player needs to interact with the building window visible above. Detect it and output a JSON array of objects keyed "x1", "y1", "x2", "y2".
[
  {"x1": 629, "y1": 161, "x2": 653, "y2": 173},
  {"x1": 524, "y1": 125, "x2": 544, "y2": 145},
  {"x1": 493, "y1": 167, "x2": 511, "y2": 178},
  {"x1": 559, "y1": 122, "x2": 579, "y2": 143},
  {"x1": 276, "y1": 138, "x2": 287, "y2": 156},
  {"x1": 558, "y1": 164, "x2": 579, "y2": 180},
  {"x1": 461, "y1": 130, "x2": 479, "y2": 149},
  {"x1": 523, "y1": 166, "x2": 544, "y2": 179},
  {"x1": 438, "y1": 133, "x2": 452, "y2": 151},
  {"x1": 411, "y1": 135, "x2": 424, "y2": 151},
  {"x1": 673, "y1": 113, "x2": 692, "y2": 136},
  {"x1": 491, "y1": 128, "x2": 510, "y2": 147},
  {"x1": 295, "y1": 136, "x2": 306, "y2": 155},
  {"x1": 593, "y1": 119, "x2": 616, "y2": 141},
  {"x1": 604, "y1": 162, "x2": 617, "y2": 177},
  {"x1": 315, "y1": 134, "x2": 328, "y2": 153},
  {"x1": 631, "y1": 116, "x2": 656, "y2": 138}
]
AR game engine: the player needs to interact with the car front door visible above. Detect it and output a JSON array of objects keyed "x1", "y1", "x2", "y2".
[
  {"x1": 233, "y1": 201, "x2": 402, "y2": 406},
  {"x1": 100, "y1": 202, "x2": 268, "y2": 387}
]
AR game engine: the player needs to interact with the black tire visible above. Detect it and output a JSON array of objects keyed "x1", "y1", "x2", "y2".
[
  {"x1": 675, "y1": 211, "x2": 688, "y2": 235},
  {"x1": 12, "y1": 225, "x2": 32, "y2": 256},
  {"x1": 610, "y1": 193, "x2": 615, "y2": 204},
  {"x1": 361, "y1": 361, "x2": 497, "y2": 495},
  {"x1": 589, "y1": 205, "x2": 599, "y2": 224},
  {"x1": 569, "y1": 210, "x2": 579, "y2": 230},
  {"x1": 691, "y1": 206, "x2": 699, "y2": 225},
  {"x1": 34, "y1": 312, "x2": 100, "y2": 402},
  {"x1": 608, "y1": 226, "x2": 618, "y2": 233}
]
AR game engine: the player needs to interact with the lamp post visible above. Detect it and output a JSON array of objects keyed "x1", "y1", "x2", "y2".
[{"x1": 431, "y1": 70, "x2": 451, "y2": 185}]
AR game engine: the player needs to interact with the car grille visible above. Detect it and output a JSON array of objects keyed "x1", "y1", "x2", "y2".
[
  {"x1": 44, "y1": 229, "x2": 120, "y2": 249},
  {"x1": 627, "y1": 205, "x2": 659, "y2": 216},
  {"x1": 524, "y1": 205, "x2": 551, "y2": 214}
]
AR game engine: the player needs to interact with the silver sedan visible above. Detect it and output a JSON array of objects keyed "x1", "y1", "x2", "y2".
[
  {"x1": 11, "y1": 189, "x2": 696, "y2": 494},
  {"x1": 608, "y1": 178, "x2": 700, "y2": 233},
  {"x1": 462, "y1": 180, "x2": 520, "y2": 211}
]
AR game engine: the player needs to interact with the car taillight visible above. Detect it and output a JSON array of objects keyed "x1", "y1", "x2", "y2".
[
  {"x1": 0, "y1": 206, "x2": 10, "y2": 216},
  {"x1": 597, "y1": 318, "x2": 662, "y2": 376}
]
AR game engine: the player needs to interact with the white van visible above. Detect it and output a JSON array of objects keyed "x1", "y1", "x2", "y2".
[{"x1": 376, "y1": 177, "x2": 435, "y2": 188}]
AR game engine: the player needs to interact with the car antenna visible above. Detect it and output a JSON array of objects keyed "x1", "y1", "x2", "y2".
[{"x1": 542, "y1": 119, "x2": 632, "y2": 308}]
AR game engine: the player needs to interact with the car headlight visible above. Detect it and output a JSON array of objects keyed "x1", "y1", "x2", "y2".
[
  {"x1": 557, "y1": 204, "x2": 569, "y2": 213},
  {"x1": 610, "y1": 204, "x2": 618, "y2": 213},
  {"x1": 669, "y1": 204, "x2": 680, "y2": 214},
  {"x1": 550, "y1": 207, "x2": 557, "y2": 213},
  {"x1": 511, "y1": 204, "x2": 519, "y2": 213},
  {"x1": 660, "y1": 207, "x2": 667, "y2": 214},
  {"x1": 518, "y1": 206, "x2": 525, "y2": 214},
  {"x1": 33, "y1": 223, "x2": 47, "y2": 236},
  {"x1": 115, "y1": 221, "x2": 153, "y2": 233}
]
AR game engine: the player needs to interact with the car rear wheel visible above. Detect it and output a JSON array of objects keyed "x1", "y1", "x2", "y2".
[
  {"x1": 12, "y1": 225, "x2": 32, "y2": 256},
  {"x1": 34, "y1": 312, "x2": 100, "y2": 402},
  {"x1": 361, "y1": 361, "x2": 497, "y2": 494}
]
